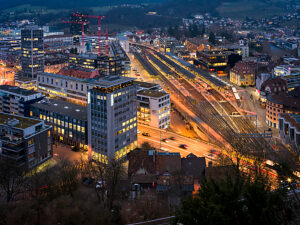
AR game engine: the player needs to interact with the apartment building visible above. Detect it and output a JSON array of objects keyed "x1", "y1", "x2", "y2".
[
  {"x1": 0, "y1": 85, "x2": 44, "y2": 116},
  {"x1": 0, "y1": 112, "x2": 52, "y2": 169}
]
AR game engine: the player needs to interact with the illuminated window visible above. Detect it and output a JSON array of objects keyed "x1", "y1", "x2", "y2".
[{"x1": 28, "y1": 138, "x2": 34, "y2": 145}]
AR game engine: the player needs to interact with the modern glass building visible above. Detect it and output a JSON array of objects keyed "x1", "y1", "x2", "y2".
[{"x1": 21, "y1": 25, "x2": 44, "y2": 79}]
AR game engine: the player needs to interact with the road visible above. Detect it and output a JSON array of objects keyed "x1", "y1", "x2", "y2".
[
  {"x1": 137, "y1": 124, "x2": 221, "y2": 157},
  {"x1": 131, "y1": 44, "x2": 277, "y2": 158}
]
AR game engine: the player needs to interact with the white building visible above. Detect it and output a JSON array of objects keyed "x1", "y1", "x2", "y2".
[
  {"x1": 88, "y1": 77, "x2": 137, "y2": 163},
  {"x1": 273, "y1": 65, "x2": 300, "y2": 76},
  {"x1": 137, "y1": 89, "x2": 170, "y2": 129}
]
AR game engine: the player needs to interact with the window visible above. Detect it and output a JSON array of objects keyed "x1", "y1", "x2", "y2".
[{"x1": 28, "y1": 138, "x2": 34, "y2": 145}]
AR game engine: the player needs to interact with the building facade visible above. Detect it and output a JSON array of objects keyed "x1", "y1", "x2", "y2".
[
  {"x1": 0, "y1": 85, "x2": 44, "y2": 116},
  {"x1": 87, "y1": 77, "x2": 137, "y2": 163},
  {"x1": 230, "y1": 61, "x2": 255, "y2": 86},
  {"x1": 0, "y1": 112, "x2": 52, "y2": 169},
  {"x1": 137, "y1": 90, "x2": 170, "y2": 129},
  {"x1": 37, "y1": 73, "x2": 91, "y2": 105},
  {"x1": 195, "y1": 50, "x2": 227, "y2": 76},
  {"x1": 266, "y1": 88, "x2": 300, "y2": 129},
  {"x1": 278, "y1": 113, "x2": 300, "y2": 155},
  {"x1": 30, "y1": 98, "x2": 88, "y2": 150},
  {"x1": 21, "y1": 25, "x2": 44, "y2": 78}
]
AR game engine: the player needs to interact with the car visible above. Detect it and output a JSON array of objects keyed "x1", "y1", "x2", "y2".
[
  {"x1": 179, "y1": 144, "x2": 188, "y2": 149},
  {"x1": 83, "y1": 178, "x2": 94, "y2": 185},
  {"x1": 162, "y1": 138, "x2": 169, "y2": 143},
  {"x1": 142, "y1": 132, "x2": 150, "y2": 137},
  {"x1": 169, "y1": 136, "x2": 176, "y2": 141},
  {"x1": 96, "y1": 181, "x2": 104, "y2": 189},
  {"x1": 136, "y1": 73, "x2": 140, "y2": 76},
  {"x1": 137, "y1": 130, "x2": 141, "y2": 134}
]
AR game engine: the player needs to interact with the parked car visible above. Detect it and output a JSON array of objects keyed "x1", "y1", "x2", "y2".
[
  {"x1": 169, "y1": 136, "x2": 176, "y2": 141},
  {"x1": 179, "y1": 144, "x2": 188, "y2": 149},
  {"x1": 142, "y1": 132, "x2": 150, "y2": 137},
  {"x1": 162, "y1": 138, "x2": 169, "y2": 142}
]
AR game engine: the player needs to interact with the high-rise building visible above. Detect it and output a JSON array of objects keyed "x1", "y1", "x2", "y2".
[
  {"x1": 21, "y1": 25, "x2": 44, "y2": 79},
  {"x1": 87, "y1": 76, "x2": 137, "y2": 164},
  {"x1": 70, "y1": 13, "x2": 89, "y2": 45}
]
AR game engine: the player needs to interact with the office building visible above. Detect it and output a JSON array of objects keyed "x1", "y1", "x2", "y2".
[
  {"x1": 88, "y1": 76, "x2": 137, "y2": 163},
  {"x1": 30, "y1": 98, "x2": 87, "y2": 150},
  {"x1": 0, "y1": 85, "x2": 44, "y2": 116},
  {"x1": 70, "y1": 13, "x2": 89, "y2": 45},
  {"x1": 195, "y1": 50, "x2": 227, "y2": 76},
  {"x1": 137, "y1": 89, "x2": 170, "y2": 129},
  {"x1": 69, "y1": 54, "x2": 99, "y2": 70},
  {"x1": 0, "y1": 112, "x2": 52, "y2": 169},
  {"x1": 37, "y1": 73, "x2": 91, "y2": 105},
  {"x1": 21, "y1": 25, "x2": 44, "y2": 79}
]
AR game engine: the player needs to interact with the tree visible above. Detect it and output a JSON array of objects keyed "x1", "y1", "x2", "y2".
[
  {"x1": 0, "y1": 159, "x2": 26, "y2": 202},
  {"x1": 208, "y1": 32, "x2": 216, "y2": 45},
  {"x1": 173, "y1": 168, "x2": 297, "y2": 225}
]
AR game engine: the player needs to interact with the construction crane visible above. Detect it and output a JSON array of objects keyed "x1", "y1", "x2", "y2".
[
  {"x1": 105, "y1": 29, "x2": 117, "y2": 55},
  {"x1": 73, "y1": 13, "x2": 105, "y2": 56},
  {"x1": 62, "y1": 20, "x2": 90, "y2": 46}
]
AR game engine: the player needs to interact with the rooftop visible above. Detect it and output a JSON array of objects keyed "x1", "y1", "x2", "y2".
[
  {"x1": 137, "y1": 89, "x2": 168, "y2": 98},
  {"x1": 279, "y1": 113, "x2": 300, "y2": 131},
  {"x1": 134, "y1": 81, "x2": 159, "y2": 89},
  {"x1": 0, "y1": 112, "x2": 41, "y2": 129},
  {"x1": 0, "y1": 85, "x2": 39, "y2": 96},
  {"x1": 40, "y1": 72, "x2": 135, "y2": 88},
  {"x1": 31, "y1": 98, "x2": 87, "y2": 120}
]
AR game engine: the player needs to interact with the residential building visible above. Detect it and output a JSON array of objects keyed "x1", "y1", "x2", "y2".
[
  {"x1": 87, "y1": 76, "x2": 137, "y2": 163},
  {"x1": 256, "y1": 73, "x2": 272, "y2": 92},
  {"x1": 137, "y1": 89, "x2": 170, "y2": 129},
  {"x1": 184, "y1": 38, "x2": 211, "y2": 53},
  {"x1": 128, "y1": 149, "x2": 200, "y2": 194},
  {"x1": 220, "y1": 43, "x2": 249, "y2": 59},
  {"x1": 230, "y1": 61, "x2": 255, "y2": 86},
  {"x1": 21, "y1": 25, "x2": 44, "y2": 79},
  {"x1": 259, "y1": 77, "x2": 287, "y2": 104},
  {"x1": 0, "y1": 85, "x2": 44, "y2": 116},
  {"x1": 0, "y1": 112, "x2": 52, "y2": 169},
  {"x1": 30, "y1": 98, "x2": 87, "y2": 150},
  {"x1": 278, "y1": 113, "x2": 300, "y2": 155},
  {"x1": 266, "y1": 87, "x2": 300, "y2": 128}
]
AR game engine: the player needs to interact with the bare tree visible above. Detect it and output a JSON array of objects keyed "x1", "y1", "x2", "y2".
[{"x1": 0, "y1": 158, "x2": 26, "y2": 202}]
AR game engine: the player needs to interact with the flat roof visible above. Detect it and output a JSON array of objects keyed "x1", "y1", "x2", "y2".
[
  {"x1": 0, "y1": 85, "x2": 39, "y2": 96},
  {"x1": 134, "y1": 81, "x2": 159, "y2": 89},
  {"x1": 40, "y1": 72, "x2": 135, "y2": 88},
  {"x1": 31, "y1": 98, "x2": 87, "y2": 121},
  {"x1": 137, "y1": 90, "x2": 168, "y2": 98},
  {"x1": 0, "y1": 112, "x2": 41, "y2": 129}
]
